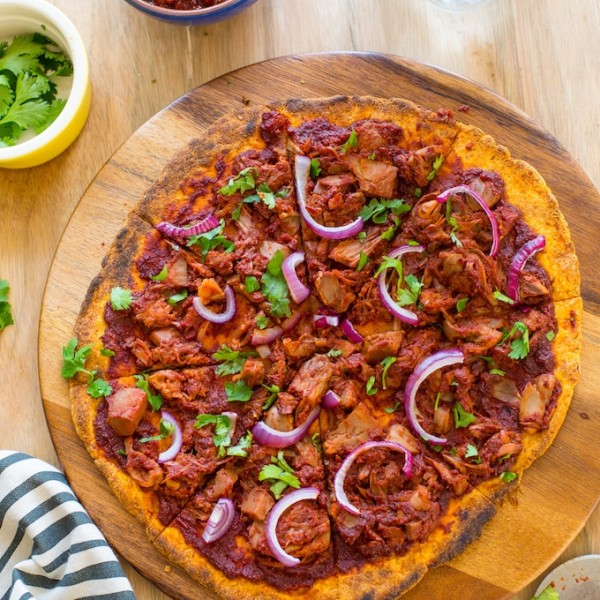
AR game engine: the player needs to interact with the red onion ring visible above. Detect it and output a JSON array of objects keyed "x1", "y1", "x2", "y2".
[
  {"x1": 252, "y1": 406, "x2": 320, "y2": 448},
  {"x1": 436, "y1": 185, "x2": 500, "y2": 257},
  {"x1": 282, "y1": 252, "x2": 310, "y2": 304},
  {"x1": 334, "y1": 441, "x2": 413, "y2": 516},
  {"x1": 250, "y1": 310, "x2": 303, "y2": 346},
  {"x1": 192, "y1": 285, "x2": 236, "y2": 324},
  {"x1": 506, "y1": 235, "x2": 546, "y2": 301},
  {"x1": 377, "y1": 244, "x2": 425, "y2": 326},
  {"x1": 202, "y1": 498, "x2": 236, "y2": 543},
  {"x1": 158, "y1": 411, "x2": 183, "y2": 463},
  {"x1": 156, "y1": 214, "x2": 219, "y2": 241},
  {"x1": 265, "y1": 487, "x2": 320, "y2": 566},
  {"x1": 340, "y1": 318, "x2": 364, "y2": 343},
  {"x1": 295, "y1": 155, "x2": 364, "y2": 240},
  {"x1": 321, "y1": 390, "x2": 340, "y2": 409},
  {"x1": 404, "y1": 348, "x2": 465, "y2": 445}
]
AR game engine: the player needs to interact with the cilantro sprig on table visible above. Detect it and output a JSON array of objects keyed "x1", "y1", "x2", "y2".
[
  {"x1": 0, "y1": 279, "x2": 14, "y2": 331},
  {"x1": 0, "y1": 33, "x2": 73, "y2": 146},
  {"x1": 61, "y1": 338, "x2": 112, "y2": 399}
]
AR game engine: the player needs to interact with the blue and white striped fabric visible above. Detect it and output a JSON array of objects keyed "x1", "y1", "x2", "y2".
[{"x1": 0, "y1": 451, "x2": 135, "y2": 600}]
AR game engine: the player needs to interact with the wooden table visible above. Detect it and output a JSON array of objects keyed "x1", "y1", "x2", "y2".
[{"x1": 2, "y1": 1, "x2": 598, "y2": 598}]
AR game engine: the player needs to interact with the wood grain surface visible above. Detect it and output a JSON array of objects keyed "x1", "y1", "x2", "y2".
[{"x1": 38, "y1": 53, "x2": 599, "y2": 600}]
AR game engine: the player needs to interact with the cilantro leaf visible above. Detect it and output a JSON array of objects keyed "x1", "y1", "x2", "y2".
[
  {"x1": 186, "y1": 219, "x2": 235, "y2": 259},
  {"x1": 501, "y1": 321, "x2": 530, "y2": 360},
  {"x1": 150, "y1": 265, "x2": 168, "y2": 282},
  {"x1": 340, "y1": 129, "x2": 358, "y2": 154},
  {"x1": 310, "y1": 158, "x2": 322, "y2": 179},
  {"x1": 259, "y1": 451, "x2": 301, "y2": 499},
  {"x1": 456, "y1": 297, "x2": 469, "y2": 312},
  {"x1": 140, "y1": 418, "x2": 175, "y2": 443},
  {"x1": 384, "y1": 401, "x2": 400, "y2": 414},
  {"x1": 500, "y1": 471, "x2": 518, "y2": 483},
  {"x1": 380, "y1": 215, "x2": 401, "y2": 241},
  {"x1": 360, "y1": 198, "x2": 410, "y2": 225},
  {"x1": 453, "y1": 402, "x2": 476, "y2": 428},
  {"x1": 357, "y1": 251, "x2": 369, "y2": 272},
  {"x1": 374, "y1": 255, "x2": 403, "y2": 280},
  {"x1": 87, "y1": 377, "x2": 112, "y2": 398},
  {"x1": 493, "y1": 290, "x2": 515, "y2": 304},
  {"x1": 366, "y1": 375, "x2": 378, "y2": 396},
  {"x1": 134, "y1": 374, "x2": 163, "y2": 411},
  {"x1": 244, "y1": 276, "x2": 260, "y2": 293},
  {"x1": 545, "y1": 330, "x2": 556, "y2": 342},
  {"x1": 261, "y1": 250, "x2": 291, "y2": 318},
  {"x1": 225, "y1": 380, "x2": 254, "y2": 402},
  {"x1": 396, "y1": 274, "x2": 423, "y2": 307},
  {"x1": 227, "y1": 431, "x2": 252, "y2": 457},
  {"x1": 465, "y1": 443, "x2": 481, "y2": 463},
  {"x1": 444, "y1": 200, "x2": 463, "y2": 247},
  {"x1": 167, "y1": 289, "x2": 188, "y2": 305},
  {"x1": 218, "y1": 167, "x2": 257, "y2": 196},
  {"x1": 326, "y1": 348, "x2": 343, "y2": 358},
  {"x1": 213, "y1": 344, "x2": 257, "y2": 376},
  {"x1": 61, "y1": 338, "x2": 93, "y2": 379},
  {"x1": 426, "y1": 154, "x2": 444, "y2": 182},
  {"x1": 262, "y1": 384, "x2": 280, "y2": 410},
  {"x1": 0, "y1": 279, "x2": 14, "y2": 331},
  {"x1": 195, "y1": 413, "x2": 234, "y2": 456},
  {"x1": 380, "y1": 356, "x2": 397, "y2": 390},
  {"x1": 110, "y1": 287, "x2": 133, "y2": 311}
]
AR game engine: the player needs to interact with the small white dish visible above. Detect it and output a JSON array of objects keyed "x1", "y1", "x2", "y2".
[{"x1": 535, "y1": 554, "x2": 600, "y2": 599}]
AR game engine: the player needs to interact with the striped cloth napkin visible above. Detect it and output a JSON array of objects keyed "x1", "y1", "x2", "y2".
[{"x1": 0, "y1": 451, "x2": 135, "y2": 599}]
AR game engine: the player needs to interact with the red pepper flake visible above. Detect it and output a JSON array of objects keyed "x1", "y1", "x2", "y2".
[{"x1": 458, "y1": 104, "x2": 471, "y2": 113}]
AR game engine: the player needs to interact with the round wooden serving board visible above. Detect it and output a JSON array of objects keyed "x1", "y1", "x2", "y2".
[{"x1": 39, "y1": 53, "x2": 600, "y2": 600}]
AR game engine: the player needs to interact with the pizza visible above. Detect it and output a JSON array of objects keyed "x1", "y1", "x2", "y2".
[{"x1": 68, "y1": 96, "x2": 582, "y2": 599}]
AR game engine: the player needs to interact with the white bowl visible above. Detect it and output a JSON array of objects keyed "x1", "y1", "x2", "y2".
[{"x1": 0, "y1": 0, "x2": 91, "y2": 169}]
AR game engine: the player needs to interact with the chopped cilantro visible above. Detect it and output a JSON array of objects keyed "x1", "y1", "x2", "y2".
[
  {"x1": 340, "y1": 129, "x2": 358, "y2": 154},
  {"x1": 99, "y1": 347, "x2": 115, "y2": 357},
  {"x1": 244, "y1": 276, "x2": 260, "y2": 293},
  {"x1": 500, "y1": 321, "x2": 530, "y2": 360},
  {"x1": 359, "y1": 198, "x2": 410, "y2": 225},
  {"x1": 61, "y1": 338, "x2": 93, "y2": 380},
  {"x1": 140, "y1": 418, "x2": 175, "y2": 443},
  {"x1": 383, "y1": 401, "x2": 401, "y2": 414},
  {"x1": 150, "y1": 265, "x2": 168, "y2": 282},
  {"x1": 545, "y1": 330, "x2": 556, "y2": 342},
  {"x1": 396, "y1": 274, "x2": 423, "y2": 307},
  {"x1": 453, "y1": 402, "x2": 476, "y2": 428},
  {"x1": 225, "y1": 380, "x2": 254, "y2": 402},
  {"x1": 532, "y1": 586, "x2": 559, "y2": 600},
  {"x1": 407, "y1": 239, "x2": 421, "y2": 246},
  {"x1": 366, "y1": 375, "x2": 378, "y2": 396},
  {"x1": 310, "y1": 158, "x2": 322, "y2": 179},
  {"x1": 110, "y1": 287, "x2": 133, "y2": 311},
  {"x1": 414, "y1": 187, "x2": 422, "y2": 198},
  {"x1": 499, "y1": 471, "x2": 518, "y2": 483},
  {"x1": 374, "y1": 255, "x2": 403, "y2": 280},
  {"x1": 218, "y1": 167, "x2": 256, "y2": 196},
  {"x1": 444, "y1": 200, "x2": 463, "y2": 247},
  {"x1": 380, "y1": 215, "x2": 401, "y2": 241},
  {"x1": 311, "y1": 431, "x2": 322, "y2": 454},
  {"x1": 380, "y1": 356, "x2": 397, "y2": 390},
  {"x1": 326, "y1": 348, "x2": 343, "y2": 358},
  {"x1": 426, "y1": 155, "x2": 444, "y2": 182},
  {"x1": 490, "y1": 368, "x2": 506, "y2": 376},
  {"x1": 186, "y1": 219, "x2": 234, "y2": 259},
  {"x1": 465, "y1": 444, "x2": 481, "y2": 463},
  {"x1": 213, "y1": 344, "x2": 257, "y2": 376},
  {"x1": 261, "y1": 250, "x2": 291, "y2": 318},
  {"x1": 195, "y1": 413, "x2": 234, "y2": 456},
  {"x1": 367, "y1": 152, "x2": 376, "y2": 160},
  {"x1": 167, "y1": 289, "x2": 188, "y2": 305},
  {"x1": 227, "y1": 431, "x2": 252, "y2": 457},
  {"x1": 134, "y1": 374, "x2": 163, "y2": 411},
  {"x1": 357, "y1": 231, "x2": 367, "y2": 242},
  {"x1": 493, "y1": 290, "x2": 515, "y2": 304},
  {"x1": 0, "y1": 279, "x2": 14, "y2": 331},
  {"x1": 456, "y1": 297, "x2": 469, "y2": 313},
  {"x1": 259, "y1": 451, "x2": 301, "y2": 499},
  {"x1": 261, "y1": 384, "x2": 280, "y2": 410},
  {"x1": 357, "y1": 251, "x2": 369, "y2": 272},
  {"x1": 255, "y1": 315, "x2": 269, "y2": 329},
  {"x1": 87, "y1": 377, "x2": 112, "y2": 399},
  {"x1": 434, "y1": 391, "x2": 441, "y2": 411}
]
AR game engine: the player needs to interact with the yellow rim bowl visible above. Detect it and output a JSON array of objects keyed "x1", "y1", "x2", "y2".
[{"x1": 0, "y1": 0, "x2": 91, "y2": 169}]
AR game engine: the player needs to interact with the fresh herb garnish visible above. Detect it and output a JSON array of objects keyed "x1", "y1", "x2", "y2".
[
  {"x1": 213, "y1": 344, "x2": 257, "y2": 376},
  {"x1": 545, "y1": 330, "x2": 556, "y2": 342},
  {"x1": 500, "y1": 321, "x2": 530, "y2": 359},
  {"x1": 86, "y1": 377, "x2": 113, "y2": 399},
  {"x1": 261, "y1": 250, "x2": 291, "y2": 318},
  {"x1": 61, "y1": 338, "x2": 112, "y2": 398},
  {"x1": 244, "y1": 276, "x2": 260, "y2": 293},
  {"x1": 262, "y1": 384, "x2": 280, "y2": 410},
  {"x1": 456, "y1": 297, "x2": 469, "y2": 313},
  {"x1": 140, "y1": 418, "x2": 175, "y2": 443},
  {"x1": 311, "y1": 431, "x2": 322, "y2": 454},
  {"x1": 134, "y1": 373, "x2": 163, "y2": 411},
  {"x1": 255, "y1": 315, "x2": 269, "y2": 329},
  {"x1": 218, "y1": 167, "x2": 256, "y2": 196},
  {"x1": 499, "y1": 471, "x2": 518, "y2": 483},
  {"x1": 0, "y1": 33, "x2": 73, "y2": 146},
  {"x1": 310, "y1": 158, "x2": 322, "y2": 179},
  {"x1": 453, "y1": 402, "x2": 476, "y2": 428},
  {"x1": 444, "y1": 200, "x2": 462, "y2": 247},
  {"x1": 490, "y1": 368, "x2": 506, "y2": 376},
  {"x1": 110, "y1": 287, "x2": 133, "y2": 311},
  {"x1": 227, "y1": 431, "x2": 252, "y2": 457},
  {"x1": 383, "y1": 401, "x2": 401, "y2": 414},
  {"x1": 374, "y1": 255, "x2": 403, "y2": 280},
  {"x1": 195, "y1": 413, "x2": 234, "y2": 456},
  {"x1": 326, "y1": 348, "x2": 343, "y2": 358},
  {"x1": 99, "y1": 347, "x2": 115, "y2": 357},
  {"x1": 225, "y1": 380, "x2": 254, "y2": 402},
  {"x1": 167, "y1": 289, "x2": 188, "y2": 305},
  {"x1": 357, "y1": 251, "x2": 369, "y2": 272},
  {"x1": 259, "y1": 451, "x2": 301, "y2": 499},
  {"x1": 493, "y1": 290, "x2": 515, "y2": 304},
  {"x1": 465, "y1": 443, "x2": 481, "y2": 463},
  {"x1": 0, "y1": 279, "x2": 14, "y2": 331},
  {"x1": 365, "y1": 375, "x2": 378, "y2": 396},
  {"x1": 396, "y1": 274, "x2": 423, "y2": 307},
  {"x1": 186, "y1": 219, "x2": 234, "y2": 259},
  {"x1": 340, "y1": 129, "x2": 358, "y2": 154},
  {"x1": 150, "y1": 265, "x2": 168, "y2": 282},
  {"x1": 380, "y1": 216, "x2": 401, "y2": 241},
  {"x1": 380, "y1": 356, "x2": 397, "y2": 390},
  {"x1": 359, "y1": 198, "x2": 410, "y2": 225},
  {"x1": 426, "y1": 155, "x2": 444, "y2": 182}
]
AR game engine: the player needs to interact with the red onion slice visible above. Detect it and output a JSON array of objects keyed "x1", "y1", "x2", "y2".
[
  {"x1": 506, "y1": 235, "x2": 546, "y2": 301},
  {"x1": 404, "y1": 348, "x2": 465, "y2": 445},
  {"x1": 252, "y1": 406, "x2": 321, "y2": 448},
  {"x1": 436, "y1": 185, "x2": 500, "y2": 257},
  {"x1": 282, "y1": 252, "x2": 310, "y2": 304},
  {"x1": 265, "y1": 487, "x2": 320, "y2": 566},
  {"x1": 202, "y1": 498, "x2": 236, "y2": 543},
  {"x1": 250, "y1": 310, "x2": 303, "y2": 346},
  {"x1": 156, "y1": 214, "x2": 219, "y2": 241},
  {"x1": 377, "y1": 244, "x2": 425, "y2": 326},
  {"x1": 321, "y1": 390, "x2": 340, "y2": 409},
  {"x1": 158, "y1": 411, "x2": 183, "y2": 463},
  {"x1": 313, "y1": 314, "x2": 340, "y2": 328},
  {"x1": 295, "y1": 155, "x2": 364, "y2": 240},
  {"x1": 334, "y1": 441, "x2": 413, "y2": 516},
  {"x1": 192, "y1": 285, "x2": 236, "y2": 324},
  {"x1": 340, "y1": 318, "x2": 364, "y2": 343}
]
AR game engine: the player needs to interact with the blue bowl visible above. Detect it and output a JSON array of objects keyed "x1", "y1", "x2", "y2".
[{"x1": 123, "y1": 0, "x2": 258, "y2": 24}]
